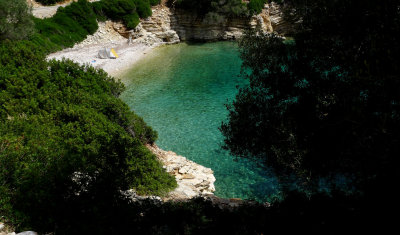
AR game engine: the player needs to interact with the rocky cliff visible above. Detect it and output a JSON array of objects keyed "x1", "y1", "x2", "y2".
[
  {"x1": 168, "y1": 3, "x2": 287, "y2": 41},
  {"x1": 117, "y1": 3, "x2": 288, "y2": 44},
  {"x1": 170, "y1": 9, "x2": 252, "y2": 41},
  {"x1": 267, "y1": 2, "x2": 297, "y2": 35}
]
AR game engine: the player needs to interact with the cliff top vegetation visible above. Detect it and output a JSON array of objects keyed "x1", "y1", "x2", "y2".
[
  {"x1": 1, "y1": 0, "x2": 176, "y2": 231},
  {"x1": 173, "y1": 0, "x2": 272, "y2": 16}
]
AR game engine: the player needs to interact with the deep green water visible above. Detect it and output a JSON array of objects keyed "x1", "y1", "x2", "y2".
[{"x1": 120, "y1": 42, "x2": 278, "y2": 201}]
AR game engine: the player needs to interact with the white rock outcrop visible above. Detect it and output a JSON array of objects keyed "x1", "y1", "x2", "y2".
[
  {"x1": 132, "y1": 5, "x2": 180, "y2": 45},
  {"x1": 73, "y1": 21, "x2": 125, "y2": 48},
  {"x1": 147, "y1": 144, "x2": 216, "y2": 201}
]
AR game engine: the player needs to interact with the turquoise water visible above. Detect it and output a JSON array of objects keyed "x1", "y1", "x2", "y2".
[{"x1": 120, "y1": 42, "x2": 278, "y2": 201}]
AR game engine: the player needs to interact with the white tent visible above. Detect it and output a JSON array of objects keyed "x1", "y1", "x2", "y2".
[{"x1": 98, "y1": 48, "x2": 119, "y2": 59}]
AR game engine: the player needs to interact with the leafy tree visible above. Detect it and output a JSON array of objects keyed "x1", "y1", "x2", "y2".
[
  {"x1": 35, "y1": 0, "x2": 65, "y2": 5},
  {"x1": 92, "y1": 0, "x2": 151, "y2": 29},
  {"x1": 221, "y1": 0, "x2": 400, "y2": 192},
  {"x1": 0, "y1": 0, "x2": 34, "y2": 40},
  {"x1": 0, "y1": 40, "x2": 176, "y2": 231},
  {"x1": 174, "y1": 0, "x2": 248, "y2": 17},
  {"x1": 32, "y1": 0, "x2": 153, "y2": 53},
  {"x1": 174, "y1": 0, "x2": 273, "y2": 17},
  {"x1": 247, "y1": 0, "x2": 267, "y2": 14}
]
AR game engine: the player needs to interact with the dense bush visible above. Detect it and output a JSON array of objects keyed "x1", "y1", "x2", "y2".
[
  {"x1": 0, "y1": 0, "x2": 34, "y2": 40},
  {"x1": 174, "y1": 0, "x2": 270, "y2": 17},
  {"x1": 149, "y1": 0, "x2": 160, "y2": 5},
  {"x1": 247, "y1": 0, "x2": 267, "y2": 14},
  {"x1": 32, "y1": 0, "x2": 155, "y2": 52},
  {"x1": 134, "y1": 0, "x2": 152, "y2": 18},
  {"x1": 175, "y1": 0, "x2": 248, "y2": 16},
  {"x1": 222, "y1": 0, "x2": 400, "y2": 198},
  {"x1": 33, "y1": 0, "x2": 98, "y2": 51},
  {"x1": 7, "y1": 191, "x2": 389, "y2": 234},
  {"x1": 173, "y1": 0, "x2": 213, "y2": 15},
  {"x1": 0, "y1": 40, "x2": 176, "y2": 231},
  {"x1": 92, "y1": 0, "x2": 153, "y2": 29},
  {"x1": 92, "y1": 0, "x2": 150, "y2": 29},
  {"x1": 35, "y1": 0, "x2": 65, "y2": 5}
]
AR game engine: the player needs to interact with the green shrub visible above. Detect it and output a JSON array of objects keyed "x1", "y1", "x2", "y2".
[
  {"x1": 35, "y1": 0, "x2": 65, "y2": 5},
  {"x1": 133, "y1": 0, "x2": 152, "y2": 18},
  {"x1": 58, "y1": 0, "x2": 98, "y2": 34},
  {"x1": 149, "y1": 0, "x2": 160, "y2": 6},
  {"x1": 32, "y1": 0, "x2": 154, "y2": 52},
  {"x1": 93, "y1": 0, "x2": 151, "y2": 29},
  {"x1": 247, "y1": 0, "x2": 267, "y2": 14},
  {"x1": 33, "y1": 0, "x2": 98, "y2": 51},
  {"x1": 0, "y1": 40, "x2": 176, "y2": 231},
  {"x1": 175, "y1": 0, "x2": 248, "y2": 17},
  {"x1": 174, "y1": 0, "x2": 213, "y2": 15},
  {"x1": 124, "y1": 12, "x2": 141, "y2": 29},
  {"x1": 0, "y1": 0, "x2": 34, "y2": 40}
]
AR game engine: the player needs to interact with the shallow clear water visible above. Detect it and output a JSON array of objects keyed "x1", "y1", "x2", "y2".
[{"x1": 120, "y1": 42, "x2": 278, "y2": 201}]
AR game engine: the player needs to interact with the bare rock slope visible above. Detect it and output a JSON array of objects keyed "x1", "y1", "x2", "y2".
[{"x1": 147, "y1": 144, "x2": 216, "y2": 201}]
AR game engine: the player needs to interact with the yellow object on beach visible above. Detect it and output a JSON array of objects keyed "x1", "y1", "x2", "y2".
[{"x1": 111, "y1": 48, "x2": 119, "y2": 58}]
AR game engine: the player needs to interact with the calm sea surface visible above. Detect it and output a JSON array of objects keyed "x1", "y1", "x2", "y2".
[{"x1": 120, "y1": 42, "x2": 278, "y2": 201}]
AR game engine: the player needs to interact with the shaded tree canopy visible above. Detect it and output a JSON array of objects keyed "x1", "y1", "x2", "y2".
[
  {"x1": 173, "y1": 0, "x2": 263, "y2": 17},
  {"x1": 0, "y1": 40, "x2": 176, "y2": 231},
  {"x1": 0, "y1": 0, "x2": 34, "y2": 40},
  {"x1": 35, "y1": 0, "x2": 65, "y2": 5},
  {"x1": 221, "y1": 0, "x2": 400, "y2": 191}
]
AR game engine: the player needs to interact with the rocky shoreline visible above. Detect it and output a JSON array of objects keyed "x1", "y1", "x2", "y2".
[
  {"x1": 0, "y1": 2, "x2": 281, "y2": 234},
  {"x1": 47, "y1": 2, "x2": 287, "y2": 76},
  {"x1": 45, "y1": 2, "x2": 287, "y2": 202},
  {"x1": 147, "y1": 144, "x2": 216, "y2": 201}
]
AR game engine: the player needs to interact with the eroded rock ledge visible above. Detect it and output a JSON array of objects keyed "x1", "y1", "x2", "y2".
[
  {"x1": 169, "y1": 2, "x2": 290, "y2": 41},
  {"x1": 114, "y1": 2, "x2": 288, "y2": 45},
  {"x1": 146, "y1": 144, "x2": 216, "y2": 201}
]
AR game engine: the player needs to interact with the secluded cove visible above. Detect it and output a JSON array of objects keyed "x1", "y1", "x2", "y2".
[{"x1": 120, "y1": 42, "x2": 278, "y2": 201}]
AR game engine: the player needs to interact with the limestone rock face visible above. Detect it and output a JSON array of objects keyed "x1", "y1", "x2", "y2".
[
  {"x1": 147, "y1": 144, "x2": 216, "y2": 201},
  {"x1": 132, "y1": 5, "x2": 180, "y2": 46},
  {"x1": 169, "y1": 3, "x2": 289, "y2": 41},
  {"x1": 252, "y1": 5, "x2": 274, "y2": 33},
  {"x1": 112, "y1": 22, "x2": 130, "y2": 39},
  {"x1": 170, "y1": 10, "x2": 249, "y2": 41},
  {"x1": 74, "y1": 21, "x2": 125, "y2": 47},
  {"x1": 267, "y1": 2, "x2": 297, "y2": 35},
  {"x1": 0, "y1": 222, "x2": 18, "y2": 235}
]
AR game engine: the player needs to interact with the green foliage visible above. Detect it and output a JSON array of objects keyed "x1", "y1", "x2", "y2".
[
  {"x1": 0, "y1": 40, "x2": 175, "y2": 231},
  {"x1": 92, "y1": 0, "x2": 152, "y2": 29},
  {"x1": 247, "y1": 0, "x2": 267, "y2": 14},
  {"x1": 174, "y1": 0, "x2": 212, "y2": 14},
  {"x1": 35, "y1": 0, "x2": 65, "y2": 5},
  {"x1": 149, "y1": 0, "x2": 160, "y2": 6},
  {"x1": 221, "y1": 0, "x2": 400, "y2": 193},
  {"x1": 133, "y1": 0, "x2": 152, "y2": 18},
  {"x1": 175, "y1": 0, "x2": 248, "y2": 17},
  {"x1": 0, "y1": 0, "x2": 34, "y2": 40},
  {"x1": 9, "y1": 192, "x2": 390, "y2": 234},
  {"x1": 173, "y1": 0, "x2": 274, "y2": 17},
  {"x1": 32, "y1": 0, "x2": 154, "y2": 53},
  {"x1": 124, "y1": 12, "x2": 141, "y2": 29},
  {"x1": 33, "y1": 0, "x2": 98, "y2": 51}
]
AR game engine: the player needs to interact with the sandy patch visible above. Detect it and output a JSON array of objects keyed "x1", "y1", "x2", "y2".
[
  {"x1": 48, "y1": 40, "x2": 156, "y2": 78},
  {"x1": 47, "y1": 20, "x2": 163, "y2": 78},
  {"x1": 30, "y1": 0, "x2": 99, "y2": 19}
]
